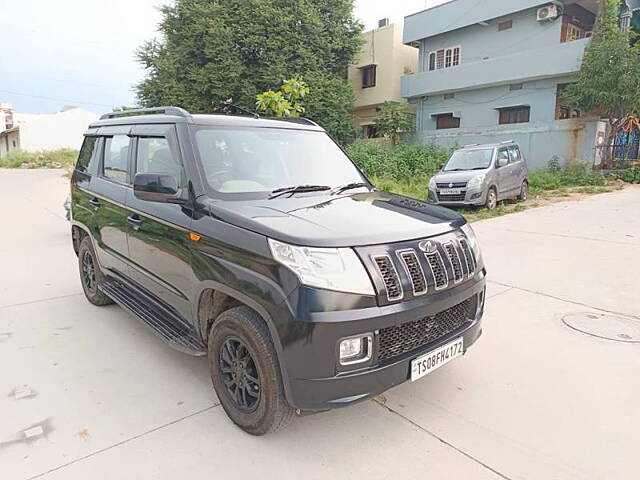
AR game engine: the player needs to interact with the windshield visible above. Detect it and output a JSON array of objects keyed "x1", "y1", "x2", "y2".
[
  {"x1": 443, "y1": 149, "x2": 494, "y2": 172},
  {"x1": 194, "y1": 127, "x2": 367, "y2": 196}
]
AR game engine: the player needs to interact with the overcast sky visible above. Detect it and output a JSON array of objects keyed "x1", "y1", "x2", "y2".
[{"x1": 0, "y1": 0, "x2": 448, "y2": 114}]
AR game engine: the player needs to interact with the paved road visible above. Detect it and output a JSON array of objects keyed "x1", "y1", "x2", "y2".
[{"x1": 1, "y1": 169, "x2": 639, "y2": 480}]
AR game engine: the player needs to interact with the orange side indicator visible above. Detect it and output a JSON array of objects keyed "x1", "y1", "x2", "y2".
[{"x1": 189, "y1": 232, "x2": 202, "y2": 242}]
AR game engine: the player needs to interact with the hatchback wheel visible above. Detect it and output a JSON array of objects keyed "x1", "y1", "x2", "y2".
[
  {"x1": 485, "y1": 187, "x2": 497, "y2": 210},
  {"x1": 519, "y1": 181, "x2": 529, "y2": 201}
]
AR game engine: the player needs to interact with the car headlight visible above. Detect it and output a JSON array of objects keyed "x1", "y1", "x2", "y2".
[
  {"x1": 467, "y1": 174, "x2": 486, "y2": 188},
  {"x1": 460, "y1": 223, "x2": 482, "y2": 264},
  {"x1": 428, "y1": 177, "x2": 436, "y2": 189},
  {"x1": 268, "y1": 239, "x2": 375, "y2": 295}
]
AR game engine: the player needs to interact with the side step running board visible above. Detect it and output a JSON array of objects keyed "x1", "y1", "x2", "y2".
[{"x1": 100, "y1": 278, "x2": 206, "y2": 356}]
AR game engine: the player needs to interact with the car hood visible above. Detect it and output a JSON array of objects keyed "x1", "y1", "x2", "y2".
[
  {"x1": 433, "y1": 170, "x2": 489, "y2": 185},
  {"x1": 207, "y1": 191, "x2": 465, "y2": 248}
]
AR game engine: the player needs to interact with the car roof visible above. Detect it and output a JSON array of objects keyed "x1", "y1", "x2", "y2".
[
  {"x1": 88, "y1": 106, "x2": 324, "y2": 132},
  {"x1": 458, "y1": 141, "x2": 519, "y2": 151}
]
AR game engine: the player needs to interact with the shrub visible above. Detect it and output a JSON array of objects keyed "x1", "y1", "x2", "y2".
[
  {"x1": 345, "y1": 140, "x2": 388, "y2": 178},
  {"x1": 529, "y1": 162, "x2": 606, "y2": 192},
  {"x1": 386, "y1": 143, "x2": 449, "y2": 180},
  {"x1": 346, "y1": 140, "x2": 451, "y2": 181},
  {"x1": 0, "y1": 149, "x2": 78, "y2": 169},
  {"x1": 616, "y1": 165, "x2": 640, "y2": 183}
]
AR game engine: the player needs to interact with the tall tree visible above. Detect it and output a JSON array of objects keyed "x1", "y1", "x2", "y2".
[
  {"x1": 136, "y1": 0, "x2": 363, "y2": 142},
  {"x1": 564, "y1": 0, "x2": 640, "y2": 162},
  {"x1": 375, "y1": 101, "x2": 416, "y2": 145}
]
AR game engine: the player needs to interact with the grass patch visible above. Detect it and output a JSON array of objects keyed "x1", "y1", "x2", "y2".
[
  {"x1": 0, "y1": 149, "x2": 78, "y2": 169},
  {"x1": 365, "y1": 156, "x2": 624, "y2": 222}
]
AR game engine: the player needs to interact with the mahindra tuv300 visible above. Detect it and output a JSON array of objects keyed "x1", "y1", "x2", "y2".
[{"x1": 70, "y1": 107, "x2": 486, "y2": 435}]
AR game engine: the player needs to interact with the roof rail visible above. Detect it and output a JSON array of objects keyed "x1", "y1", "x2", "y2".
[
  {"x1": 274, "y1": 117, "x2": 320, "y2": 127},
  {"x1": 100, "y1": 106, "x2": 190, "y2": 120},
  {"x1": 500, "y1": 139, "x2": 515, "y2": 144},
  {"x1": 463, "y1": 143, "x2": 480, "y2": 148}
]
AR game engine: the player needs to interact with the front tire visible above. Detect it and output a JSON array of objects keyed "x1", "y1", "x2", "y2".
[
  {"x1": 208, "y1": 306, "x2": 294, "y2": 435},
  {"x1": 485, "y1": 187, "x2": 498, "y2": 210},
  {"x1": 78, "y1": 236, "x2": 113, "y2": 306}
]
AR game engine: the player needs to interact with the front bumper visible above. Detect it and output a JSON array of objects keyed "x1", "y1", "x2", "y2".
[
  {"x1": 279, "y1": 270, "x2": 486, "y2": 411},
  {"x1": 429, "y1": 187, "x2": 487, "y2": 207}
]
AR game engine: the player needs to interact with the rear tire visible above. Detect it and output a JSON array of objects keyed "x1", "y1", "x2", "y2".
[
  {"x1": 208, "y1": 306, "x2": 294, "y2": 435},
  {"x1": 78, "y1": 236, "x2": 113, "y2": 306},
  {"x1": 485, "y1": 187, "x2": 498, "y2": 210},
  {"x1": 518, "y1": 181, "x2": 529, "y2": 201}
]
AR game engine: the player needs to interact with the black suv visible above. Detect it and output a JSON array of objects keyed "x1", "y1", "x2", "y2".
[{"x1": 70, "y1": 107, "x2": 486, "y2": 435}]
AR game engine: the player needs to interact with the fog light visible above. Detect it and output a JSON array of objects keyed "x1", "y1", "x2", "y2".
[
  {"x1": 339, "y1": 334, "x2": 373, "y2": 365},
  {"x1": 470, "y1": 192, "x2": 482, "y2": 200}
]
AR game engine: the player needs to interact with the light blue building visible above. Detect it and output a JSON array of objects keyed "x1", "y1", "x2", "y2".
[{"x1": 401, "y1": 0, "x2": 638, "y2": 169}]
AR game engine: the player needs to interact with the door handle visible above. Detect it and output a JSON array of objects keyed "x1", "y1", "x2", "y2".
[
  {"x1": 89, "y1": 197, "x2": 101, "y2": 208},
  {"x1": 127, "y1": 215, "x2": 143, "y2": 229}
]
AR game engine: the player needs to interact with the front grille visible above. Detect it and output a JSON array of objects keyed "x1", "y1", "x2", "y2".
[
  {"x1": 444, "y1": 242, "x2": 464, "y2": 283},
  {"x1": 378, "y1": 299, "x2": 473, "y2": 361},
  {"x1": 437, "y1": 193, "x2": 466, "y2": 202},
  {"x1": 361, "y1": 232, "x2": 478, "y2": 305},
  {"x1": 425, "y1": 251, "x2": 448, "y2": 290},
  {"x1": 436, "y1": 182, "x2": 468, "y2": 188},
  {"x1": 458, "y1": 238, "x2": 476, "y2": 277},
  {"x1": 398, "y1": 250, "x2": 427, "y2": 295},
  {"x1": 374, "y1": 255, "x2": 403, "y2": 301}
]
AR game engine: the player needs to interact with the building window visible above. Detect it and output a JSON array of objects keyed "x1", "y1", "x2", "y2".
[
  {"x1": 435, "y1": 114, "x2": 460, "y2": 130},
  {"x1": 361, "y1": 65, "x2": 377, "y2": 88},
  {"x1": 555, "y1": 84, "x2": 581, "y2": 120},
  {"x1": 360, "y1": 125, "x2": 378, "y2": 139},
  {"x1": 498, "y1": 20, "x2": 513, "y2": 31},
  {"x1": 560, "y1": 4, "x2": 595, "y2": 43},
  {"x1": 428, "y1": 46, "x2": 460, "y2": 71},
  {"x1": 498, "y1": 106, "x2": 530, "y2": 125}
]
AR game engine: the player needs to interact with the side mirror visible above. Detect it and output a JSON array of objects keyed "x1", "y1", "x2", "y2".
[
  {"x1": 133, "y1": 173, "x2": 185, "y2": 204},
  {"x1": 497, "y1": 157, "x2": 509, "y2": 168},
  {"x1": 440, "y1": 163, "x2": 446, "y2": 170}
]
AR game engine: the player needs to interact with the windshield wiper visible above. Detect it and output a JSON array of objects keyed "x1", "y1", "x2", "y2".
[
  {"x1": 268, "y1": 184, "x2": 331, "y2": 199},
  {"x1": 330, "y1": 182, "x2": 368, "y2": 195}
]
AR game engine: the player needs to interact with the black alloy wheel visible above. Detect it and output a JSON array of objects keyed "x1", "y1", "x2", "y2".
[
  {"x1": 81, "y1": 251, "x2": 97, "y2": 294},
  {"x1": 219, "y1": 337, "x2": 261, "y2": 411}
]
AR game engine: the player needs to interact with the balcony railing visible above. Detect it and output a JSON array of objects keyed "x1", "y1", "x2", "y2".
[{"x1": 402, "y1": 38, "x2": 590, "y2": 99}]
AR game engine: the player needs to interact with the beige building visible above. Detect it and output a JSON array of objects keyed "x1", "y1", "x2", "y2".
[
  {"x1": 348, "y1": 21, "x2": 419, "y2": 138},
  {"x1": 0, "y1": 104, "x2": 99, "y2": 157}
]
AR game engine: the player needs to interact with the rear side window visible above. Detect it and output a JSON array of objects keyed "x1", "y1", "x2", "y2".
[
  {"x1": 76, "y1": 136, "x2": 98, "y2": 172},
  {"x1": 508, "y1": 146, "x2": 521, "y2": 163},
  {"x1": 103, "y1": 135, "x2": 130, "y2": 183},
  {"x1": 135, "y1": 137, "x2": 185, "y2": 187}
]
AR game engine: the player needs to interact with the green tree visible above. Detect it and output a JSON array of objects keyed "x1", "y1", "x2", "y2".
[
  {"x1": 135, "y1": 0, "x2": 363, "y2": 142},
  {"x1": 375, "y1": 101, "x2": 416, "y2": 145},
  {"x1": 256, "y1": 77, "x2": 309, "y2": 117},
  {"x1": 564, "y1": 0, "x2": 640, "y2": 163}
]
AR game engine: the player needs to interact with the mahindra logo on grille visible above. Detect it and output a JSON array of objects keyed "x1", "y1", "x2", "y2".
[
  {"x1": 419, "y1": 240, "x2": 438, "y2": 254},
  {"x1": 449, "y1": 182, "x2": 454, "y2": 188}
]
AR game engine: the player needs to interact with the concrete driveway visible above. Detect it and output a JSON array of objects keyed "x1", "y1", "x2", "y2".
[{"x1": 1, "y1": 169, "x2": 639, "y2": 480}]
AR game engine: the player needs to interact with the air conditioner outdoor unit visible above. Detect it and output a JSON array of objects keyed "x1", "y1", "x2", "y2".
[{"x1": 537, "y1": 4, "x2": 559, "y2": 22}]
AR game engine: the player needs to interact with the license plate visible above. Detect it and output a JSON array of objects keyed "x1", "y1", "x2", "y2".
[
  {"x1": 411, "y1": 337, "x2": 464, "y2": 382},
  {"x1": 439, "y1": 188, "x2": 462, "y2": 195}
]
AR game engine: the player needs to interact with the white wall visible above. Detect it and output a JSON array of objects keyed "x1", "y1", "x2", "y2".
[{"x1": 14, "y1": 107, "x2": 99, "y2": 151}]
